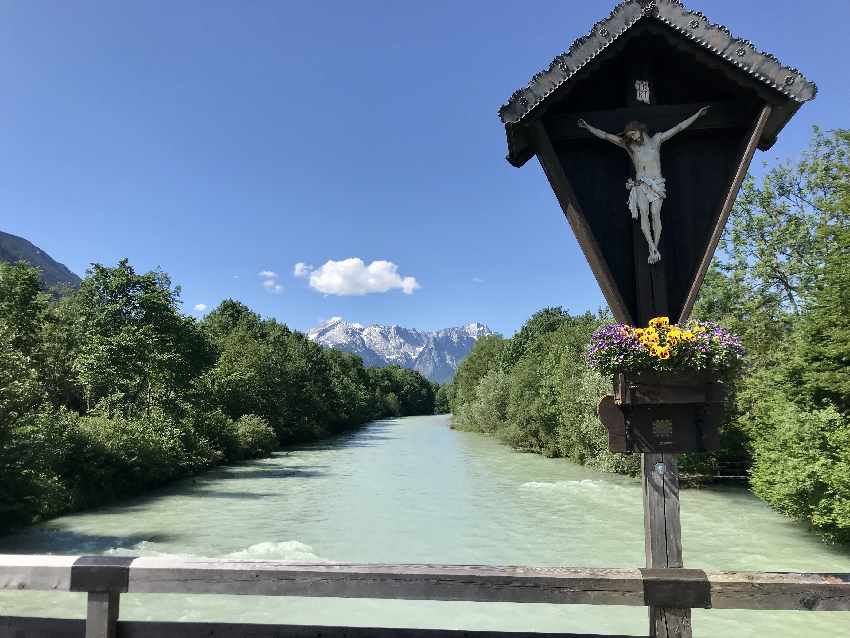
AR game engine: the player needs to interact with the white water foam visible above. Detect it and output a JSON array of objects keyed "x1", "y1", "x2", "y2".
[
  {"x1": 227, "y1": 540, "x2": 326, "y2": 561},
  {"x1": 104, "y1": 540, "x2": 195, "y2": 559},
  {"x1": 520, "y1": 479, "x2": 608, "y2": 492},
  {"x1": 100, "y1": 539, "x2": 326, "y2": 562}
]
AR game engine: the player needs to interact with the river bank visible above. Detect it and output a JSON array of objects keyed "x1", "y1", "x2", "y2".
[{"x1": 1, "y1": 415, "x2": 848, "y2": 636}]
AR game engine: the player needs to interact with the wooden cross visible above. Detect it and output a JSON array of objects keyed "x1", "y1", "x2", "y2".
[
  {"x1": 546, "y1": 67, "x2": 757, "y2": 638},
  {"x1": 550, "y1": 95, "x2": 749, "y2": 327}
]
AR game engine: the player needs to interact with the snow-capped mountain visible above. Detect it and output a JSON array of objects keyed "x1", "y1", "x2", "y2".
[{"x1": 307, "y1": 317, "x2": 494, "y2": 383}]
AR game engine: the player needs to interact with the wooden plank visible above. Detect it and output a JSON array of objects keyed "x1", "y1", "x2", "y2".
[
  {"x1": 619, "y1": 384, "x2": 709, "y2": 406},
  {"x1": 118, "y1": 622, "x2": 643, "y2": 638},
  {"x1": 1, "y1": 556, "x2": 848, "y2": 611},
  {"x1": 529, "y1": 120, "x2": 634, "y2": 325},
  {"x1": 678, "y1": 105, "x2": 772, "y2": 322},
  {"x1": 0, "y1": 553, "x2": 76, "y2": 592},
  {"x1": 642, "y1": 454, "x2": 690, "y2": 638},
  {"x1": 127, "y1": 559, "x2": 645, "y2": 606},
  {"x1": 85, "y1": 591, "x2": 119, "y2": 638},
  {"x1": 642, "y1": 454, "x2": 683, "y2": 568},
  {"x1": 648, "y1": 610, "x2": 691, "y2": 638},
  {"x1": 708, "y1": 571, "x2": 850, "y2": 611},
  {"x1": 0, "y1": 617, "x2": 84, "y2": 638},
  {"x1": 0, "y1": 617, "x2": 645, "y2": 638}
]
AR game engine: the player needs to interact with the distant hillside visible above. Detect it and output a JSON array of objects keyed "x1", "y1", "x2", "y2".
[
  {"x1": 0, "y1": 230, "x2": 82, "y2": 289},
  {"x1": 307, "y1": 317, "x2": 494, "y2": 383}
]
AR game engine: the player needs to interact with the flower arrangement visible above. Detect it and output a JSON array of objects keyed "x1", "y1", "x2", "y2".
[{"x1": 587, "y1": 316, "x2": 745, "y2": 377}]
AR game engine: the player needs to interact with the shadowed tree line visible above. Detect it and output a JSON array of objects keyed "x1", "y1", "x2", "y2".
[
  {"x1": 441, "y1": 128, "x2": 850, "y2": 544},
  {"x1": 0, "y1": 262, "x2": 435, "y2": 532}
]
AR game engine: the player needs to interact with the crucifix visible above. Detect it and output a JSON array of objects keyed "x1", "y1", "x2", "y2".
[
  {"x1": 541, "y1": 62, "x2": 758, "y2": 326},
  {"x1": 499, "y1": 4, "x2": 814, "y2": 634},
  {"x1": 577, "y1": 105, "x2": 710, "y2": 264}
]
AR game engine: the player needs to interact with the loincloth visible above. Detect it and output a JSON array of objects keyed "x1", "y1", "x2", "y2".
[{"x1": 626, "y1": 176, "x2": 667, "y2": 216}]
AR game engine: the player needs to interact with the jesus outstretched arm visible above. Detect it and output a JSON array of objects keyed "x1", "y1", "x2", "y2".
[
  {"x1": 655, "y1": 106, "x2": 710, "y2": 143},
  {"x1": 577, "y1": 118, "x2": 626, "y2": 148}
]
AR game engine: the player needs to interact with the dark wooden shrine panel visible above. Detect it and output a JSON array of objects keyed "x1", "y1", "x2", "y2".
[
  {"x1": 655, "y1": 125, "x2": 751, "y2": 322},
  {"x1": 549, "y1": 124, "x2": 753, "y2": 325},
  {"x1": 540, "y1": 20, "x2": 767, "y2": 325},
  {"x1": 548, "y1": 138, "x2": 637, "y2": 318}
]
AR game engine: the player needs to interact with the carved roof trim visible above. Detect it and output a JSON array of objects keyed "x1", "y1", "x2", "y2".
[{"x1": 498, "y1": 0, "x2": 817, "y2": 126}]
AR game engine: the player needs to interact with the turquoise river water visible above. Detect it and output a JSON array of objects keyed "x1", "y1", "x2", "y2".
[{"x1": 1, "y1": 415, "x2": 848, "y2": 636}]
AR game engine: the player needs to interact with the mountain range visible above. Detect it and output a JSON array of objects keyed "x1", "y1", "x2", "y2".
[
  {"x1": 0, "y1": 230, "x2": 81, "y2": 289},
  {"x1": 307, "y1": 317, "x2": 493, "y2": 383}
]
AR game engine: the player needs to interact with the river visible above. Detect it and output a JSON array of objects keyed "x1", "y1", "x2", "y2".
[{"x1": 1, "y1": 415, "x2": 848, "y2": 636}]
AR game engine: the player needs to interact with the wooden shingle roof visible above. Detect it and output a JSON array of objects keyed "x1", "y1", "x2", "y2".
[{"x1": 499, "y1": 0, "x2": 816, "y2": 166}]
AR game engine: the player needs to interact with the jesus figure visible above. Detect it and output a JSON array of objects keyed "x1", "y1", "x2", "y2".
[{"x1": 577, "y1": 106, "x2": 710, "y2": 264}]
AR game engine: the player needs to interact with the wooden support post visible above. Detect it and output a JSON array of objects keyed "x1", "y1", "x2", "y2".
[
  {"x1": 86, "y1": 591, "x2": 120, "y2": 638},
  {"x1": 643, "y1": 453, "x2": 691, "y2": 638}
]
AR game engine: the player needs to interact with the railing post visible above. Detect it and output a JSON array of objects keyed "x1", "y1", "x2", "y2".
[
  {"x1": 642, "y1": 452, "x2": 692, "y2": 638},
  {"x1": 86, "y1": 591, "x2": 120, "y2": 638}
]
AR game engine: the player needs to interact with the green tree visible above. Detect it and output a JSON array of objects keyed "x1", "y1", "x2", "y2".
[
  {"x1": 451, "y1": 335, "x2": 506, "y2": 410},
  {"x1": 0, "y1": 262, "x2": 48, "y2": 354},
  {"x1": 499, "y1": 307, "x2": 569, "y2": 371},
  {"x1": 433, "y1": 383, "x2": 454, "y2": 414},
  {"x1": 71, "y1": 260, "x2": 214, "y2": 414}
]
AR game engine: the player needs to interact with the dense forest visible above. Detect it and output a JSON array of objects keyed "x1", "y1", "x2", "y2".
[
  {"x1": 0, "y1": 261, "x2": 435, "y2": 532},
  {"x1": 442, "y1": 128, "x2": 850, "y2": 544}
]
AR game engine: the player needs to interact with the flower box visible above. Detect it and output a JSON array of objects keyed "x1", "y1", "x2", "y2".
[
  {"x1": 590, "y1": 318, "x2": 742, "y2": 454},
  {"x1": 598, "y1": 371, "x2": 726, "y2": 453}
]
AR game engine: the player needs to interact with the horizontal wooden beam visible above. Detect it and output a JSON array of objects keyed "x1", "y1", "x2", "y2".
[
  {"x1": 127, "y1": 559, "x2": 644, "y2": 606},
  {"x1": 1, "y1": 555, "x2": 849, "y2": 611},
  {"x1": 0, "y1": 617, "x2": 646, "y2": 638},
  {"x1": 546, "y1": 102, "x2": 753, "y2": 143}
]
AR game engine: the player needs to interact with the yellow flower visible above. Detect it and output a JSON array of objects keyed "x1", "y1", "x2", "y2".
[
  {"x1": 657, "y1": 347, "x2": 671, "y2": 360},
  {"x1": 666, "y1": 335, "x2": 679, "y2": 348},
  {"x1": 681, "y1": 331, "x2": 695, "y2": 341},
  {"x1": 649, "y1": 316, "x2": 670, "y2": 328}
]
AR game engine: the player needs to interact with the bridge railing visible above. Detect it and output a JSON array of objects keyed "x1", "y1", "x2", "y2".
[{"x1": 1, "y1": 554, "x2": 849, "y2": 637}]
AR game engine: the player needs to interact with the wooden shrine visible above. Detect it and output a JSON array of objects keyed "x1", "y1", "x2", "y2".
[{"x1": 498, "y1": 1, "x2": 814, "y2": 636}]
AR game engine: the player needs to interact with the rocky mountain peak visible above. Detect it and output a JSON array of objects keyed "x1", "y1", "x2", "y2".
[{"x1": 306, "y1": 318, "x2": 494, "y2": 383}]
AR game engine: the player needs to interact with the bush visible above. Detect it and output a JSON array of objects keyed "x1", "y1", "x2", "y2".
[
  {"x1": 452, "y1": 369, "x2": 509, "y2": 434},
  {"x1": 433, "y1": 384, "x2": 453, "y2": 414},
  {"x1": 747, "y1": 396, "x2": 850, "y2": 543},
  {"x1": 0, "y1": 408, "x2": 74, "y2": 529},
  {"x1": 65, "y1": 412, "x2": 194, "y2": 507},
  {"x1": 236, "y1": 414, "x2": 278, "y2": 458},
  {"x1": 189, "y1": 409, "x2": 242, "y2": 463}
]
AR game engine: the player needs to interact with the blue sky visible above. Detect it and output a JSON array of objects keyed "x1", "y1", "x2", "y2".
[{"x1": 2, "y1": 0, "x2": 847, "y2": 336}]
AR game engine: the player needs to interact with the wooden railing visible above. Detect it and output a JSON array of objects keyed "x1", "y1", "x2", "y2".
[{"x1": 1, "y1": 555, "x2": 849, "y2": 638}]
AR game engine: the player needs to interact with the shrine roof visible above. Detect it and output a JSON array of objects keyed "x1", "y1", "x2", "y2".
[{"x1": 499, "y1": 0, "x2": 817, "y2": 166}]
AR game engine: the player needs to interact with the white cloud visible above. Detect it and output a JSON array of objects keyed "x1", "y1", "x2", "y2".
[
  {"x1": 472, "y1": 277, "x2": 484, "y2": 284},
  {"x1": 293, "y1": 262, "x2": 311, "y2": 278},
  {"x1": 262, "y1": 279, "x2": 283, "y2": 294},
  {"x1": 193, "y1": 303, "x2": 208, "y2": 312},
  {"x1": 259, "y1": 270, "x2": 283, "y2": 294},
  {"x1": 301, "y1": 258, "x2": 420, "y2": 296}
]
